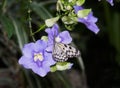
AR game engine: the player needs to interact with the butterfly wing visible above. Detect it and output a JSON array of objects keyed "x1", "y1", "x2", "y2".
[
  {"x1": 52, "y1": 42, "x2": 80, "y2": 62},
  {"x1": 52, "y1": 42, "x2": 68, "y2": 62},
  {"x1": 66, "y1": 44, "x2": 80, "y2": 58}
]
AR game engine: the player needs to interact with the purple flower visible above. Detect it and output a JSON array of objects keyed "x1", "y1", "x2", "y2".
[
  {"x1": 45, "y1": 24, "x2": 72, "y2": 52},
  {"x1": 107, "y1": 0, "x2": 114, "y2": 6},
  {"x1": 98, "y1": 0, "x2": 114, "y2": 6},
  {"x1": 18, "y1": 40, "x2": 56, "y2": 77},
  {"x1": 74, "y1": 6, "x2": 100, "y2": 34}
]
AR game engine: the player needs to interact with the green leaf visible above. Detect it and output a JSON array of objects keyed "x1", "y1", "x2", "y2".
[
  {"x1": 109, "y1": 12, "x2": 120, "y2": 65},
  {"x1": 31, "y1": 2, "x2": 52, "y2": 20},
  {"x1": 77, "y1": 9, "x2": 91, "y2": 18},
  {"x1": 0, "y1": 15, "x2": 14, "y2": 38},
  {"x1": 11, "y1": 18, "x2": 28, "y2": 50}
]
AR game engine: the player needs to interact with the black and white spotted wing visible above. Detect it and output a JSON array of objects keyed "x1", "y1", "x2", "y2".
[{"x1": 52, "y1": 42, "x2": 80, "y2": 62}]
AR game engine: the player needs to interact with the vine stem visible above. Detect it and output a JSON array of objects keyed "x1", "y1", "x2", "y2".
[
  {"x1": 71, "y1": 42, "x2": 88, "y2": 88},
  {"x1": 28, "y1": 0, "x2": 35, "y2": 41}
]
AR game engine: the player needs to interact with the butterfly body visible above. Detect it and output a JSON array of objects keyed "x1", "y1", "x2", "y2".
[{"x1": 52, "y1": 42, "x2": 80, "y2": 62}]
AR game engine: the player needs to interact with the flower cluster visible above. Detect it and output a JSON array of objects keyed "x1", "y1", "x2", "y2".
[
  {"x1": 19, "y1": 24, "x2": 73, "y2": 77},
  {"x1": 47, "y1": 0, "x2": 100, "y2": 34},
  {"x1": 19, "y1": 0, "x2": 115, "y2": 77}
]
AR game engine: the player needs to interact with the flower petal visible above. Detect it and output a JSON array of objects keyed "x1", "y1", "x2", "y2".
[
  {"x1": 22, "y1": 43, "x2": 34, "y2": 58},
  {"x1": 43, "y1": 52, "x2": 56, "y2": 66},
  {"x1": 34, "y1": 40, "x2": 47, "y2": 52},
  {"x1": 32, "y1": 66, "x2": 48, "y2": 77},
  {"x1": 45, "y1": 28, "x2": 54, "y2": 43},
  {"x1": 18, "y1": 56, "x2": 35, "y2": 69},
  {"x1": 73, "y1": 6, "x2": 83, "y2": 14},
  {"x1": 87, "y1": 12, "x2": 98, "y2": 23},
  {"x1": 58, "y1": 31, "x2": 72, "y2": 44},
  {"x1": 45, "y1": 24, "x2": 59, "y2": 46},
  {"x1": 87, "y1": 23, "x2": 100, "y2": 34},
  {"x1": 78, "y1": 18, "x2": 99, "y2": 34},
  {"x1": 107, "y1": 0, "x2": 114, "y2": 6},
  {"x1": 45, "y1": 45, "x2": 53, "y2": 52},
  {"x1": 45, "y1": 24, "x2": 59, "y2": 38}
]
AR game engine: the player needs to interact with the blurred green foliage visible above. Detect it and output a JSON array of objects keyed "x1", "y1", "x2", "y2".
[{"x1": 0, "y1": 0, "x2": 120, "y2": 88}]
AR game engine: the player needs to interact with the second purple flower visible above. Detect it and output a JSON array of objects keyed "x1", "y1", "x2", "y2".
[{"x1": 74, "y1": 6, "x2": 100, "y2": 34}]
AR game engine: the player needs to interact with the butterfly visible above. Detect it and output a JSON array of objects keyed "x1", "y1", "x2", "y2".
[{"x1": 52, "y1": 42, "x2": 80, "y2": 62}]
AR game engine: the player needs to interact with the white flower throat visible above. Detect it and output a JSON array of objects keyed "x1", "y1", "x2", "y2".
[
  {"x1": 34, "y1": 53, "x2": 44, "y2": 62},
  {"x1": 55, "y1": 36, "x2": 61, "y2": 42}
]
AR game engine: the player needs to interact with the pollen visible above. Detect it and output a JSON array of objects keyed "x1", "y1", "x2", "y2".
[{"x1": 34, "y1": 53, "x2": 44, "y2": 62}]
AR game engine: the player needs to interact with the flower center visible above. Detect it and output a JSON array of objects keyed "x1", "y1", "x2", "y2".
[
  {"x1": 55, "y1": 36, "x2": 61, "y2": 42},
  {"x1": 34, "y1": 53, "x2": 44, "y2": 62}
]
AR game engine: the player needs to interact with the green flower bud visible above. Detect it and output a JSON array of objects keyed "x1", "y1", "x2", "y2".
[
  {"x1": 77, "y1": 9, "x2": 91, "y2": 18},
  {"x1": 41, "y1": 36, "x2": 48, "y2": 41},
  {"x1": 56, "y1": 62, "x2": 73, "y2": 71},
  {"x1": 76, "y1": 0, "x2": 85, "y2": 6},
  {"x1": 45, "y1": 17, "x2": 59, "y2": 27}
]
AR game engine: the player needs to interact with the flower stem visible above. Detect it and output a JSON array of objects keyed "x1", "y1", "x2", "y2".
[
  {"x1": 31, "y1": 24, "x2": 46, "y2": 36},
  {"x1": 71, "y1": 42, "x2": 88, "y2": 88},
  {"x1": 28, "y1": 0, "x2": 35, "y2": 41}
]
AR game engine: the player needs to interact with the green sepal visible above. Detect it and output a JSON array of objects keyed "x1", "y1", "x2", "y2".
[
  {"x1": 77, "y1": 9, "x2": 91, "y2": 18},
  {"x1": 56, "y1": 62, "x2": 73, "y2": 71},
  {"x1": 50, "y1": 62, "x2": 73, "y2": 72},
  {"x1": 45, "y1": 16, "x2": 59, "y2": 27},
  {"x1": 62, "y1": 16, "x2": 77, "y2": 24},
  {"x1": 50, "y1": 65, "x2": 57, "y2": 72},
  {"x1": 76, "y1": 0, "x2": 85, "y2": 6}
]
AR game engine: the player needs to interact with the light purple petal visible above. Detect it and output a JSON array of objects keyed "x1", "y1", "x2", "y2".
[
  {"x1": 73, "y1": 6, "x2": 83, "y2": 14},
  {"x1": 19, "y1": 56, "x2": 48, "y2": 77},
  {"x1": 51, "y1": 24, "x2": 59, "y2": 36},
  {"x1": 45, "y1": 45, "x2": 53, "y2": 52},
  {"x1": 19, "y1": 56, "x2": 35, "y2": 69},
  {"x1": 45, "y1": 24, "x2": 59, "y2": 46},
  {"x1": 42, "y1": 52, "x2": 56, "y2": 73},
  {"x1": 68, "y1": 63, "x2": 73, "y2": 69},
  {"x1": 78, "y1": 18, "x2": 99, "y2": 34},
  {"x1": 42, "y1": 65, "x2": 50, "y2": 72},
  {"x1": 86, "y1": 22, "x2": 100, "y2": 34},
  {"x1": 107, "y1": 0, "x2": 114, "y2": 6},
  {"x1": 58, "y1": 31, "x2": 72, "y2": 44},
  {"x1": 22, "y1": 43, "x2": 34, "y2": 58},
  {"x1": 45, "y1": 24, "x2": 59, "y2": 38},
  {"x1": 44, "y1": 52, "x2": 56, "y2": 65},
  {"x1": 34, "y1": 40, "x2": 47, "y2": 52},
  {"x1": 87, "y1": 12, "x2": 98, "y2": 23},
  {"x1": 32, "y1": 66, "x2": 48, "y2": 77},
  {"x1": 45, "y1": 28, "x2": 54, "y2": 45},
  {"x1": 43, "y1": 52, "x2": 56, "y2": 65}
]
